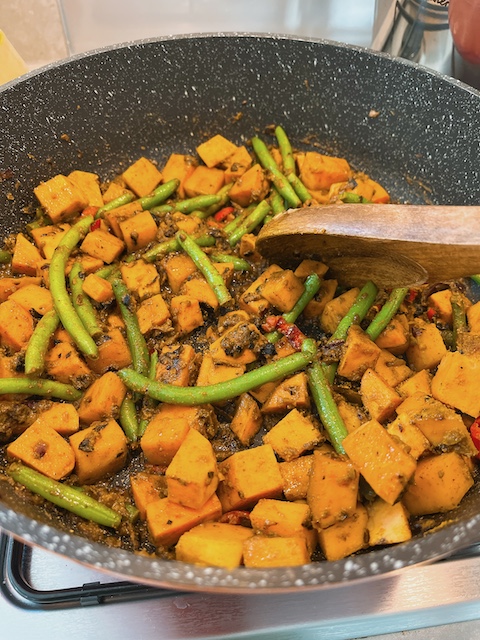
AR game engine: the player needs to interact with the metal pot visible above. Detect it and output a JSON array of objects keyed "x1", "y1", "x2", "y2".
[{"x1": 1, "y1": 33, "x2": 480, "y2": 593}]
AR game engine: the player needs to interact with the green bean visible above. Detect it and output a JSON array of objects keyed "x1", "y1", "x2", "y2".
[
  {"x1": 0, "y1": 249, "x2": 12, "y2": 264},
  {"x1": 0, "y1": 377, "x2": 82, "y2": 401},
  {"x1": 323, "y1": 280, "x2": 378, "y2": 384},
  {"x1": 138, "y1": 178, "x2": 180, "y2": 210},
  {"x1": 94, "y1": 264, "x2": 118, "y2": 280},
  {"x1": 308, "y1": 362, "x2": 349, "y2": 455},
  {"x1": 118, "y1": 338, "x2": 317, "y2": 405},
  {"x1": 8, "y1": 462, "x2": 122, "y2": 529},
  {"x1": 340, "y1": 192, "x2": 371, "y2": 204},
  {"x1": 251, "y1": 136, "x2": 301, "y2": 208},
  {"x1": 211, "y1": 253, "x2": 252, "y2": 271},
  {"x1": 137, "y1": 350, "x2": 159, "y2": 438},
  {"x1": 24, "y1": 309, "x2": 60, "y2": 376},
  {"x1": 266, "y1": 274, "x2": 322, "y2": 343},
  {"x1": 470, "y1": 274, "x2": 480, "y2": 286},
  {"x1": 274, "y1": 125, "x2": 296, "y2": 176},
  {"x1": 111, "y1": 277, "x2": 150, "y2": 377},
  {"x1": 264, "y1": 187, "x2": 286, "y2": 225},
  {"x1": 96, "y1": 192, "x2": 135, "y2": 218},
  {"x1": 227, "y1": 200, "x2": 271, "y2": 246},
  {"x1": 119, "y1": 393, "x2": 139, "y2": 441},
  {"x1": 69, "y1": 261, "x2": 102, "y2": 338},
  {"x1": 151, "y1": 194, "x2": 221, "y2": 216},
  {"x1": 142, "y1": 234, "x2": 215, "y2": 263},
  {"x1": 49, "y1": 216, "x2": 98, "y2": 359},
  {"x1": 194, "y1": 184, "x2": 233, "y2": 220},
  {"x1": 451, "y1": 289, "x2": 467, "y2": 349},
  {"x1": 287, "y1": 172, "x2": 312, "y2": 203},
  {"x1": 176, "y1": 230, "x2": 232, "y2": 306},
  {"x1": 365, "y1": 287, "x2": 408, "y2": 341},
  {"x1": 222, "y1": 204, "x2": 256, "y2": 236}
]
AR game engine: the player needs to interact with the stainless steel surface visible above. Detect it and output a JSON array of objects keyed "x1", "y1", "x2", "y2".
[{"x1": 1, "y1": 533, "x2": 480, "y2": 639}]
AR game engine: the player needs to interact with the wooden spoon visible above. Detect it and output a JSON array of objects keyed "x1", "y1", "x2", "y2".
[{"x1": 255, "y1": 203, "x2": 480, "y2": 288}]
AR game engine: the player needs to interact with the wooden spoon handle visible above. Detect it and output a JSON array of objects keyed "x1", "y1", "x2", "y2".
[{"x1": 256, "y1": 204, "x2": 480, "y2": 287}]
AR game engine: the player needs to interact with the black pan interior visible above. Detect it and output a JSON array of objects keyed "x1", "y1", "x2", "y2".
[{"x1": 1, "y1": 33, "x2": 480, "y2": 591}]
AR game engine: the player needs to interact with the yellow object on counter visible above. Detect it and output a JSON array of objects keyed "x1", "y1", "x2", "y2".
[{"x1": 0, "y1": 29, "x2": 28, "y2": 84}]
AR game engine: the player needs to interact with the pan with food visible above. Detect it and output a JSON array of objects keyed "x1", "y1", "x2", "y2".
[{"x1": 1, "y1": 34, "x2": 480, "y2": 592}]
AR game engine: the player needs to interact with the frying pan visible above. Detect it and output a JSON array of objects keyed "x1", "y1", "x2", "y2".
[{"x1": 1, "y1": 33, "x2": 480, "y2": 593}]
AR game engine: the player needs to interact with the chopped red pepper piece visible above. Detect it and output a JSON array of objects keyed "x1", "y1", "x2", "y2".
[
  {"x1": 407, "y1": 289, "x2": 418, "y2": 303},
  {"x1": 214, "y1": 206, "x2": 235, "y2": 222},
  {"x1": 219, "y1": 510, "x2": 252, "y2": 527},
  {"x1": 262, "y1": 315, "x2": 281, "y2": 332},
  {"x1": 89, "y1": 218, "x2": 102, "y2": 231},
  {"x1": 427, "y1": 307, "x2": 437, "y2": 321},
  {"x1": 470, "y1": 418, "x2": 480, "y2": 459},
  {"x1": 276, "y1": 317, "x2": 307, "y2": 350}
]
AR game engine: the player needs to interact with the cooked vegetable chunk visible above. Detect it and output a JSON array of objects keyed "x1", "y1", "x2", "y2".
[{"x1": 175, "y1": 522, "x2": 253, "y2": 569}]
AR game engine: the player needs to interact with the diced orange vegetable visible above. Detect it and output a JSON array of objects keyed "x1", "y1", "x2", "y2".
[
  {"x1": 374, "y1": 314, "x2": 410, "y2": 355},
  {"x1": 196, "y1": 134, "x2": 237, "y2": 168},
  {"x1": 11, "y1": 233, "x2": 43, "y2": 276},
  {"x1": 431, "y1": 351, "x2": 480, "y2": 417},
  {"x1": 181, "y1": 277, "x2": 219, "y2": 309},
  {"x1": 122, "y1": 157, "x2": 162, "y2": 197},
  {"x1": 299, "y1": 151, "x2": 351, "y2": 192},
  {"x1": 294, "y1": 259, "x2": 329, "y2": 280},
  {"x1": 0, "y1": 276, "x2": 42, "y2": 303},
  {"x1": 342, "y1": 419, "x2": 417, "y2": 505},
  {"x1": 86, "y1": 327, "x2": 132, "y2": 374},
  {"x1": 34, "y1": 174, "x2": 88, "y2": 223},
  {"x1": 259, "y1": 269, "x2": 304, "y2": 313},
  {"x1": 406, "y1": 318, "x2": 447, "y2": 371},
  {"x1": 279, "y1": 455, "x2": 314, "y2": 501},
  {"x1": 224, "y1": 146, "x2": 253, "y2": 183},
  {"x1": 183, "y1": 165, "x2": 225, "y2": 198},
  {"x1": 30, "y1": 403, "x2": 79, "y2": 437},
  {"x1": 337, "y1": 325, "x2": 382, "y2": 381},
  {"x1": 196, "y1": 353, "x2": 245, "y2": 387},
  {"x1": 337, "y1": 398, "x2": 366, "y2": 433},
  {"x1": 243, "y1": 535, "x2": 310, "y2": 567},
  {"x1": 386, "y1": 413, "x2": 431, "y2": 460},
  {"x1": 317, "y1": 504, "x2": 368, "y2": 561},
  {"x1": 396, "y1": 368, "x2": 432, "y2": 398},
  {"x1": 45, "y1": 342, "x2": 93, "y2": 386},
  {"x1": 164, "y1": 253, "x2": 197, "y2": 294},
  {"x1": 102, "y1": 182, "x2": 133, "y2": 204},
  {"x1": 360, "y1": 368, "x2": 402, "y2": 423},
  {"x1": 146, "y1": 493, "x2": 222, "y2": 547},
  {"x1": 120, "y1": 260, "x2": 160, "y2": 300},
  {"x1": 209, "y1": 321, "x2": 262, "y2": 366},
  {"x1": 261, "y1": 372, "x2": 310, "y2": 413},
  {"x1": 161, "y1": 153, "x2": 196, "y2": 199},
  {"x1": 320, "y1": 287, "x2": 360, "y2": 335},
  {"x1": 155, "y1": 403, "x2": 218, "y2": 439},
  {"x1": 68, "y1": 170, "x2": 104, "y2": 207},
  {"x1": 303, "y1": 279, "x2": 338, "y2": 319},
  {"x1": 77, "y1": 371, "x2": 127, "y2": 424},
  {"x1": 155, "y1": 344, "x2": 197, "y2": 387},
  {"x1": 130, "y1": 472, "x2": 167, "y2": 520},
  {"x1": 228, "y1": 164, "x2": 270, "y2": 207},
  {"x1": 9, "y1": 283, "x2": 53, "y2": 315},
  {"x1": 239, "y1": 264, "x2": 282, "y2": 315},
  {"x1": 374, "y1": 349, "x2": 413, "y2": 388},
  {"x1": 0, "y1": 299, "x2": 34, "y2": 351},
  {"x1": 136, "y1": 293, "x2": 170, "y2": 334},
  {"x1": 30, "y1": 223, "x2": 71, "y2": 259},
  {"x1": 104, "y1": 201, "x2": 143, "y2": 238},
  {"x1": 263, "y1": 408, "x2": 323, "y2": 461},
  {"x1": 217, "y1": 444, "x2": 283, "y2": 512},
  {"x1": 170, "y1": 295, "x2": 204, "y2": 334},
  {"x1": 229, "y1": 393, "x2": 262, "y2": 446},
  {"x1": 119, "y1": 210, "x2": 158, "y2": 252},
  {"x1": 69, "y1": 418, "x2": 128, "y2": 484},
  {"x1": 80, "y1": 229, "x2": 125, "y2": 264},
  {"x1": 81, "y1": 273, "x2": 114, "y2": 303},
  {"x1": 141, "y1": 416, "x2": 190, "y2": 466},
  {"x1": 428, "y1": 289, "x2": 453, "y2": 325},
  {"x1": 250, "y1": 498, "x2": 317, "y2": 554},
  {"x1": 367, "y1": 499, "x2": 411, "y2": 546},
  {"x1": 175, "y1": 522, "x2": 253, "y2": 569}
]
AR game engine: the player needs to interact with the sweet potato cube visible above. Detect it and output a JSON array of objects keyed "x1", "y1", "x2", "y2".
[
  {"x1": 85, "y1": 327, "x2": 132, "y2": 374},
  {"x1": 209, "y1": 321, "x2": 262, "y2": 366},
  {"x1": 250, "y1": 380, "x2": 278, "y2": 404},
  {"x1": 136, "y1": 293, "x2": 170, "y2": 334},
  {"x1": 396, "y1": 369, "x2": 432, "y2": 398},
  {"x1": 9, "y1": 283, "x2": 53, "y2": 315},
  {"x1": 81, "y1": 273, "x2": 114, "y2": 303},
  {"x1": 307, "y1": 448, "x2": 359, "y2": 529},
  {"x1": 228, "y1": 164, "x2": 270, "y2": 207},
  {"x1": 342, "y1": 419, "x2": 417, "y2": 505},
  {"x1": 173, "y1": 211, "x2": 202, "y2": 235},
  {"x1": 7, "y1": 423, "x2": 75, "y2": 480},
  {"x1": 239, "y1": 264, "x2": 282, "y2": 316},
  {"x1": 243, "y1": 535, "x2": 310, "y2": 567},
  {"x1": 196, "y1": 353, "x2": 245, "y2": 387},
  {"x1": 261, "y1": 372, "x2": 311, "y2": 413},
  {"x1": 320, "y1": 287, "x2": 360, "y2": 335},
  {"x1": 0, "y1": 299, "x2": 34, "y2": 351},
  {"x1": 263, "y1": 409, "x2": 323, "y2": 462},
  {"x1": 317, "y1": 504, "x2": 368, "y2": 561},
  {"x1": 294, "y1": 259, "x2": 329, "y2": 280},
  {"x1": 181, "y1": 277, "x2": 219, "y2": 309},
  {"x1": 224, "y1": 145, "x2": 253, "y2": 183},
  {"x1": 68, "y1": 170, "x2": 103, "y2": 207},
  {"x1": 141, "y1": 416, "x2": 190, "y2": 466},
  {"x1": 161, "y1": 153, "x2": 196, "y2": 199},
  {"x1": 196, "y1": 134, "x2": 237, "y2": 168},
  {"x1": 120, "y1": 260, "x2": 160, "y2": 300},
  {"x1": 102, "y1": 182, "x2": 133, "y2": 203},
  {"x1": 367, "y1": 498, "x2": 412, "y2": 546},
  {"x1": 374, "y1": 314, "x2": 410, "y2": 355},
  {"x1": 155, "y1": 344, "x2": 196, "y2": 387},
  {"x1": 299, "y1": 151, "x2": 351, "y2": 192},
  {"x1": 428, "y1": 289, "x2": 453, "y2": 325},
  {"x1": 30, "y1": 402, "x2": 79, "y2": 437},
  {"x1": 250, "y1": 498, "x2": 317, "y2": 554},
  {"x1": 214, "y1": 261, "x2": 234, "y2": 286},
  {"x1": 146, "y1": 493, "x2": 222, "y2": 547},
  {"x1": 360, "y1": 368, "x2": 402, "y2": 423},
  {"x1": 30, "y1": 223, "x2": 71, "y2": 259},
  {"x1": 279, "y1": 455, "x2": 314, "y2": 501},
  {"x1": 164, "y1": 253, "x2": 197, "y2": 294},
  {"x1": 34, "y1": 174, "x2": 88, "y2": 223},
  {"x1": 230, "y1": 393, "x2": 262, "y2": 445},
  {"x1": 122, "y1": 157, "x2": 162, "y2": 197},
  {"x1": 119, "y1": 210, "x2": 158, "y2": 253},
  {"x1": 259, "y1": 269, "x2": 305, "y2": 313},
  {"x1": 431, "y1": 351, "x2": 480, "y2": 417},
  {"x1": 170, "y1": 295, "x2": 204, "y2": 334},
  {"x1": 156, "y1": 403, "x2": 218, "y2": 439},
  {"x1": 11, "y1": 233, "x2": 43, "y2": 276},
  {"x1": 184, "y1": 165, "x2": 225, "y2": 198},
  {"x1": 77, "y1": 371, "x2": 127, "y2": 424},
  {"x1": 402, "y1": 452, "x2": 474, "y2": 515},
  {"x1": 395, "y1": 392, "x2": 476, "y2": 455},
  {"x1": 337, "y1": 398, "x2": 366, "y2": 433},
  {"x1": 175, "y1": 522, "x2": 253, "y2": 569},
  {"x1": 44, "y1": 342, "x2": 93, "y2": 386},
  {"x1": 105, "y1": 201, "x2": 143, "y2": 238},
  {"x1": 0, "y1": 276, "x2": 42, "y2": 303},
  {"x1": 217, "y1": 444, "x2": 283, "y2": 512},
  {"x1": 406, "y1": 318, "x2": 447, "y2": 371},
  {"x1": 386, "y1": 413, "x2": 430, "y2": 460},
  {"x1": 130, "y1": 472, "x2": 167, "y2": 520},
  {"x1": 337, "y1": 325, "x2": 382, "y2": 381},
  {"x1": 69, "y1": 418, "x2": 128, "y2": 484},
  {"x1": 374, "y1": 349, "x2": 413, "y2": 388},
  {"x1": 303, "y1": 279, "x2": 338, "y2": 319},
  {"x1": 80, "y1": 229, "x2": 125, "y2": 264},
  {"x1": 166, "y1": 429, "x2": 219, "y2": 510}
]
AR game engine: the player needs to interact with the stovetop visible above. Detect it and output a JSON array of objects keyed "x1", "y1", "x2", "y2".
[{"x1": 2, "y1": 530, "x2": 480, "y2": 639}]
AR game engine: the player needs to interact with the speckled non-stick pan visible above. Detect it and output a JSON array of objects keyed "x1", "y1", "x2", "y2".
[{"x1": 1, "y1": 33, "x2": 480, "y2": 593}]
